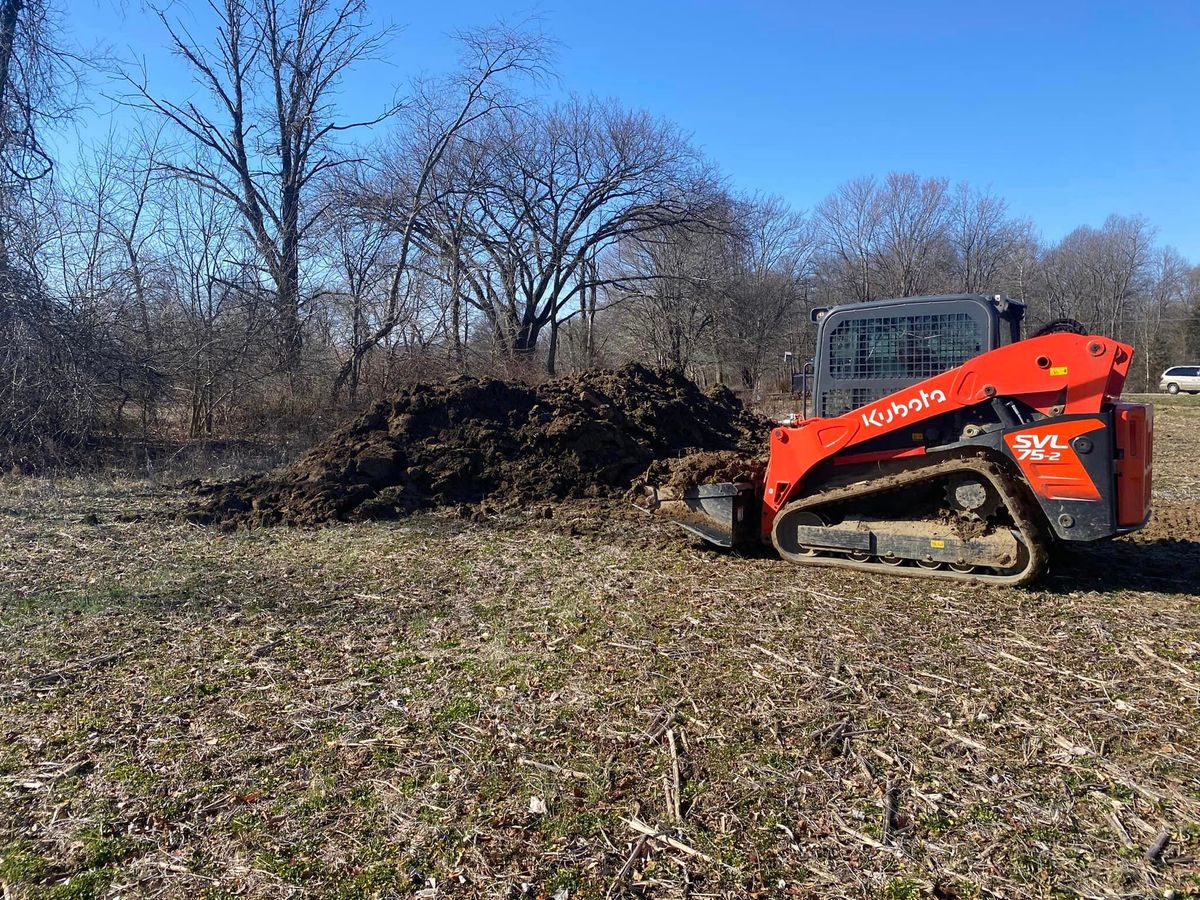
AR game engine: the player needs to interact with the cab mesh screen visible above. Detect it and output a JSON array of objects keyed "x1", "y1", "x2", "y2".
[{"x1": 819, "y1": 312, "x2": 984, "y2": 417}]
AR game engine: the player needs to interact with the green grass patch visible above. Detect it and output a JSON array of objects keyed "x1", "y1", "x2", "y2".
[
  {"x1": 432, "y1": 696, "x2": 479, "y2": 728},
  {"x1": 881, "y1": 878, "x2": 925, "y2": 900},
  {"x1": 0, "y1": 841, "x2": 52, "y2": 884},
  {"x1": 44, "y1": 869, "x2": 116, "y2": 900}
]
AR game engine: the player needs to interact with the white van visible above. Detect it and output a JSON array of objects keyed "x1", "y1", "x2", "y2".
[{"x1": 1159, "y1": 366, "x2": 1200, "y2": 394}]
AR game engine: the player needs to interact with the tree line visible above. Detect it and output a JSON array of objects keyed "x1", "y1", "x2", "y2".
[{"x1": 2, "y1": 0, "x2": 1199, "y2": 458}]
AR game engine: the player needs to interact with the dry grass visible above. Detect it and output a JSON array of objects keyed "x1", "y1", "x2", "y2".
[{"x1": 1, "y1": 407, "x2": 1199, "y2": 899}]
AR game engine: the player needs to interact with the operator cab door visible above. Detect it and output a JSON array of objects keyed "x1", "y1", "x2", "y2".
[{"x1": 814, "y1": 295, "x2": 1004, "y2": 419}]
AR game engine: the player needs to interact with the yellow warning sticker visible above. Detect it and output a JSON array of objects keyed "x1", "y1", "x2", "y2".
[
  {"x1": 1050, "y1": 366, "x2": 1068, "y2": 376},
  {"x1": 930, "y1": 539, "x2": 946, "y2": 548},
  {"x1": 912, "y1": 432, "x2": 924, "y2": 441}
]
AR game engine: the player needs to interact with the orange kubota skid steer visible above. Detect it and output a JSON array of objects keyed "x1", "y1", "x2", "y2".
[{"x1": 646, "y1": 294, "x2": 1153, "y2": 585}]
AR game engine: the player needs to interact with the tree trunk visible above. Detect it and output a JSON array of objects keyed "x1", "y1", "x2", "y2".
[
  {"x1": 276, "y1": 165, "x2": 303, "y2": 381},
  {"x1": 0, "y1": 1, "x2": 21, "y2": 127},
  {"x1": 513, "y1": 319, "x2": 540, "y2": 357},
  {"x1": 450, "y1": 291, "x2": 464, "y2": 372},
  {"x1": 349, "y1": 297, "x2": 363, "y2": 403},
  {"x1": 275, "y1": 246, "x2": 303, "y2": 379},
  {"x1": 581, "y1": 279, "x2": 597, "y2": 367},
  {"x1": 546, "y1": 316, "x2": 559, "y2": 376},
  {"x1": 0, "y1": 0, "x2": 22, "y2": 263},
  {"x1": 711, "y1": 328, "x2": 725, "y2": 384},
  {"x1": 447, "y1": 249, "x2": 465, "y2": 373}
]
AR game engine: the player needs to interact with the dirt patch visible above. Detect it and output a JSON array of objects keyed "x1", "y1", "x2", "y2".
[
  {"x1": 1132, "y1": 499, "x2": 1200, "y2": 542},
  {"x1": 187, "y1": 365, "x2": 771, "y2": 527}
]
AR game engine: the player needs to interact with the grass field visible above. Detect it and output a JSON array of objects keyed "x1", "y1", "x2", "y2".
[
  {"x1": 1126, "y1": 392, "x2": 1200, "y2": 408},
  {"x1": 2, "y1": 401, "x2": 1198, "y2": 898}
]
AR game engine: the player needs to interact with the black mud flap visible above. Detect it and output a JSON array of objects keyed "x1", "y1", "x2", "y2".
[{"x1": 642, "y1": 482, "x2": 761, "y2": 549}]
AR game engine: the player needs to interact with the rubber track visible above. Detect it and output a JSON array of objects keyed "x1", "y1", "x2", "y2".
[{"x1": 770, "y1": 453, "x2": 1049, "y2": 585}]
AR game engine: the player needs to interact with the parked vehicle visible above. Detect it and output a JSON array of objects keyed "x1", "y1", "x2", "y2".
[{"x1": 1159, "y1": 366, "x2": 1200, "y2": 394}]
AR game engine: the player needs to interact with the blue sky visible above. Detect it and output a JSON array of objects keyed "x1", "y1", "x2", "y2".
[{"x1": 65, "y1": 0, "x2": 1200, "y2": 258}]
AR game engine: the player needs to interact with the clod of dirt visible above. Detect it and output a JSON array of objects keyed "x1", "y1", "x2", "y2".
[
  {"x1": 633, "y1": 450, "x2": 766, "y2": 497},
  {"x1": 187, "y1": 364, "x2": 771, "y2": 527}
]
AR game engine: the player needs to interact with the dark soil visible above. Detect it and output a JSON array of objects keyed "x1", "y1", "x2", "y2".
[{"x1": 186, "y1": 364, "x2": 772, "y2": 527}]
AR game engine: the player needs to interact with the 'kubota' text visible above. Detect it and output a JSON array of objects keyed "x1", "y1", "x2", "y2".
[{"x1": 860, "y1": 388, "x2": 947, "y2": 430}]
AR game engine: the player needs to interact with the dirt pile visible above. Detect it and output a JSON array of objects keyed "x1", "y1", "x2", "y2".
[{"x1": 188, "y1": 364, "x2": 771, "y2": 526}]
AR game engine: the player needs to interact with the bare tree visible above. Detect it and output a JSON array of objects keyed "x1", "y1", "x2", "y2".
[
  {"x1": 432, "y1": 97, "x2": 713, "y2": 373},
  {"x1": 608, "y1": 218, "x2": 729, "y2": 371},
  {"x1": 0, "y1": 1, "x2": 105, "y2": 454},
  {"x1": 329, "y1": 23, "x2": 549, "y2": 396},
  {"x1": 714, "y1": 195, "x2": 815, "y2": 390},
  {"x1": 1039, "y1": 215, "x2": 1155, "y2": 338},
  {"x1": 816, "y1": 176, "x2": 882, "y2": 302},
  {"x1": 1185, "y1": 265, "x2": 1200, "y2": 361},
  {"x1": 130, "y1": 0, "x2": 399, "y2": 381},
  {"x1": 948, "y1": 183, "x2": 1025, "y2": 293},
  {"x1": 320, "y1": 210, "x2": 391, "y2": 400},
  {"x1": 1129, "y1": 246, "x2": 1186, "y2": 390},
  {"x1": 151, "y1": 170, "x2": 260, "y2": 436},
  {"x1": 0, "y1": 0, "x2": 81, "y2": 197},
  {"x1": 874, "y1": 172, "x2": 950, "y2": 297}
]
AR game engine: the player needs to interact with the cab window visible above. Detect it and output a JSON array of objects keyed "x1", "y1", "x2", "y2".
[{"x1": 826, "y1": 311, "x2": 985, "y2": 381}]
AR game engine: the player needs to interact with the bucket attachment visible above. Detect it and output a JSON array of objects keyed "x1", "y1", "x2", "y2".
[{"x1": 641, "y1": 481, "x2": 761, "y2": 548}]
